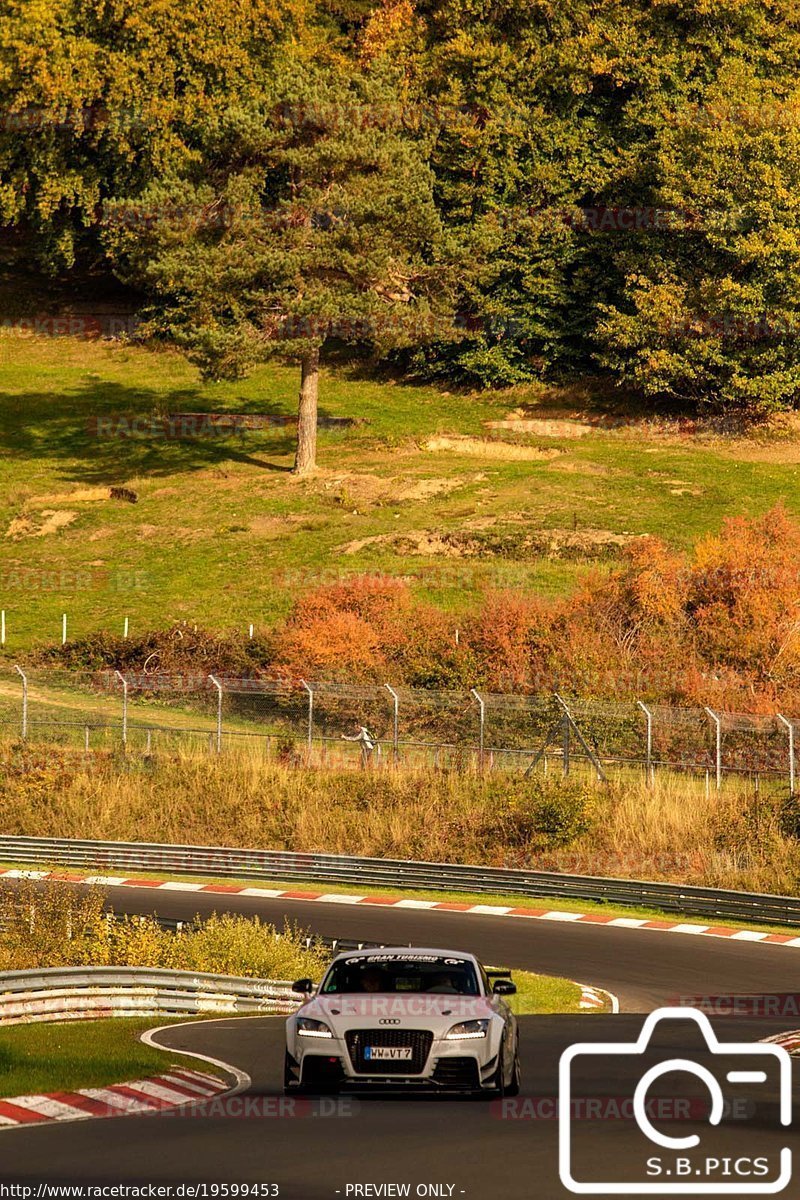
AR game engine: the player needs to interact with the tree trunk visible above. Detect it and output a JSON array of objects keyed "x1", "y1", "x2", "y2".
[{"x1": 293, "y1": 347, "x2": 320, "y2": 475}]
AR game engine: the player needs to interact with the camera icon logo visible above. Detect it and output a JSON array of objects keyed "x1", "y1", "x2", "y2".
[{"x1": 558, "y1": 1007, "x2": 793, "y2": 1194}]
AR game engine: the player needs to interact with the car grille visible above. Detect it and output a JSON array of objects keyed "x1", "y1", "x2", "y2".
[{"x1": 345, "y1": 1029, "x2": 433, "y2": 1075}]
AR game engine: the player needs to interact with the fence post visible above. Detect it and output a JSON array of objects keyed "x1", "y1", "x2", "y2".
[
  {"x1": 637, "y1": 700, "x2": 654, "y2": 787},
  {"x1": 384, "y1": 684, "x2": 400, "y2": 765},
  {"x1": 61, "y1": 613, "x2": 67, "y2": 645},
  {"x1": 704, "y1": 706, "x2": 722, "y2": 791},
  {"x1": 123, "y1": 617, "x2": 129, "y2": 639},
  {"x1": 470, "y1": 688, "x2": 485, "y2": 771},
  {"x1": 208, "y1": 674, "x2": 223, "y2": 753},
  {"x1": 115, "y1": 670, "x2": 128, "y2": 747},
  {"x1": 777, "y1": 714, "x2": 795, "y2": 796},
  {"x1": 300, "y1": 679, "x2": 314, "y2": 759},
  {"x1": 1, "y1": 609, "x2": 5, "y2": 646},
  {"x1": 14, "y1": 664, "x2": 27, "y2": 740}
]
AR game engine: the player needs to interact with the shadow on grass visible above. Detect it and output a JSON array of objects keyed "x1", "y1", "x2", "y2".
[{"x1": 0, "y1": 379, "x2": 348, "y2": 483}]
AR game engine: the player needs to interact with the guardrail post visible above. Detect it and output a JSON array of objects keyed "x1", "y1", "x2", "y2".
[
  {"x1": 14, "y1": 665, "x2": 27, "y2": 740},
  {"x1": 61, "y1": 612, "x2": 67, "y2": 645},
  {"x1": 384, "y1": 684, "x2": 400, "y2": 765},
  {"x1": 115, "y1": 670, "x2": 128, "y2": 747},
  {"x1": 300, "y1": 679, "x2": 314, "y2": 760},
  {"x1": 208, "y1": 674, "x2": 223, "y2": 753},
  {"x1": 1, "y1": 609, "x2": 5, "y2": 646},
  {"x1": 777, "y1": 714, "x2": 795, "y2": 796},
  {"x1": 470, "y1": 688, "x2": 485, "y2": 771},
  {"x1": 637, "y1": 700, "x2": 654, "y2": 787},
  {"x1": 704, "y1": 706, "x2": 722, "y2": 791}
]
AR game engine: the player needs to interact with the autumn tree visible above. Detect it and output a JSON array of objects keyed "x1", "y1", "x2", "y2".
[{"x1": 0, "y1": 0, "x2": 310, "y2": 271}]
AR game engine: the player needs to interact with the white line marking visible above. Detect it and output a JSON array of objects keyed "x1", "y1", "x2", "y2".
[
  {"x1": 120, "y1": 1079, "x2": 206, "y2": 1105},
  {"x1": 158, "y1": 882, "x2": 206, "y2": 891},
  {"x1": 239, "y1": 887, "x2": 288, "y2": 898},
  {"x1": 317, "y1": 893, "x2": 363, "y2": 904},
  {"x1": 730, "y1": 930, "x2": 769, "y2": 941},
  {"x1": 542, "y1": 911, "x2": 583, "y2": 922},
  {"x1": 668, "y1": 923, "x2": 710, "y2": 934},
  {"x1": 75, "y1": 1088, "x2": 157, "y2": 1113},
  {"x1": 141, "y1": 1019, "x2": 252, "y2": 1096},
  {"x1": 607, "y1": 917, "x2": 649, "y2": 928},
  {"x1": 161, "y1": 1073, "x2": 220, "y2": 1096}
]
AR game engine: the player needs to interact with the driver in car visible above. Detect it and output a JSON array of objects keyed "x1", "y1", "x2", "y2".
[
  {"x1": 361, "y1": 968, "x2": 389, "y2": 993},
  {"x1": 427, "y1": 972, "x2": 460, "y2": 994}
]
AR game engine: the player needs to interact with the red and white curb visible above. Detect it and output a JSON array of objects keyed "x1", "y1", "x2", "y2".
[
  {"x1": 577, "y1": 983, "x2": 618, "y2": 1013},
  {"x1": 763, "y1": 1030, "x2": 800, "y2": 1056},
  {"x1": 3, "y1": 868, "x2": 799, "y2": 949},
  {"x1": 0, "y1": 1067, "x2": 226, "y2": 1129}
]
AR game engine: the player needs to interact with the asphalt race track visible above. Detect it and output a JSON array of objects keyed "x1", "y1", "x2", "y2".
[
  {"x1": 1, "y1": 883, "x2": 798, "y2": 1198},
  {"x1": 96, "y1": 881, "x2": 800, "y2": 1011}
]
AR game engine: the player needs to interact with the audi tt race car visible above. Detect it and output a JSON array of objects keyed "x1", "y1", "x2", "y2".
[{"x1": 284, "y1": 946, "x2": 520, "y2": 1096}]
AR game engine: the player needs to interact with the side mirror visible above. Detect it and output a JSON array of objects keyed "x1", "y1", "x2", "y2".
[
  {"x1": 492, "y1": 979, "x2": 516, "y2": 996},
  {"x1": 292, "y1": 978, "x2": 315, "y2": 994}
]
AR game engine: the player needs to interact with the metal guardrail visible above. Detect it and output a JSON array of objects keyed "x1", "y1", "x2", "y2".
[
  {"x1": 0, "y1": 835, "x2": 799, "y2": 928},
  {"x1": 0, "y1": 965, "x2": 302, "y2": 1026}
]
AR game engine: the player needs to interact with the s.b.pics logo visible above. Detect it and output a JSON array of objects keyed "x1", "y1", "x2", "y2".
[{"x1": 559, "y1": 1008, "x2": 792, "y2": 1194}]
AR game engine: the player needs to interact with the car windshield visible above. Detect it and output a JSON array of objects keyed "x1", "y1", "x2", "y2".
[{"x1": 321, "y1": 954, "x2": 480, "y2": 995}]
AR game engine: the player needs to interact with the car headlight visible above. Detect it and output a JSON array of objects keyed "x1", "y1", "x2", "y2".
[
  {"x1": 296, "y1": 1017, "x2": 334, "y2": 1039},
  {"x1": 445, "y1": 1019, "x2": 489, "y2": 1040}
]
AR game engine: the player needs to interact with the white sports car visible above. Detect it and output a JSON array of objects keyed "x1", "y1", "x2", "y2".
[{"x1": 284, "y1": 946, "x2": 520, "y2": 1096}]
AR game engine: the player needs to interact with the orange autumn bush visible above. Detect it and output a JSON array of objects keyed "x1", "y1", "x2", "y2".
[{"x1": 39, "y1": 506, "x2": 800, "y2": 712}]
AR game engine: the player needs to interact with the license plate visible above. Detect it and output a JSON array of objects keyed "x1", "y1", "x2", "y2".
[{"x1": 364, "y1": 1046, "x2": 413, "y2": 1061}]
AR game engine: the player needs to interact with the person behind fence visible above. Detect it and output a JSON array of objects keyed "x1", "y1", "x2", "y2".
[{"x1": 341, "y1": 721, "x2": 378, "y2": 766}]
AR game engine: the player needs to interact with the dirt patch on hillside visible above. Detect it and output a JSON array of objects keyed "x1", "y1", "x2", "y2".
[
  {"x1": 29, "y1": 487, "x2": 111, "y2": 504},
  {"x1": 25, "y1": 487, "x2": 139, "y2": 506},
  {"x1": 6, "y1": 510, "x2": 78, "y2": 538},
  {"x1": 340, "y1": 521, "x2": 640, "y2": 560},
  {"x1": 249, "y1": 514, "x2": 326, "y2": 537},
  {"x1": 547, "y1": 459, "x2": 614, "y2": 476},
  {"x1": 423, "y1": 436, "x2": 561, "y2": 462},
  {"x1": 486, "y1": 416, "x2": 598, "y2": 438},
  {"x1": 315, "y1": 470, "x2": 486, "y2": 507}
]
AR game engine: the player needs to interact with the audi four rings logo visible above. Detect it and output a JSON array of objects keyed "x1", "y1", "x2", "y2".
[{"x1": 379, "y1": 1019, "x2": 401, "y2": 1025}]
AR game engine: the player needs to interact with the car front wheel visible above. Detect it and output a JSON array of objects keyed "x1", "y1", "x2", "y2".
[{"x1": 506, "y1": 1041, "x2": 521, "y2": 1097}]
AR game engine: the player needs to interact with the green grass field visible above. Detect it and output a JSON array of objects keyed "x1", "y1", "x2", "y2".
[
  {"x1": 2, "y1": 334, "x2": 800, "y2": 649},
  {"x1": 0, "y1": 1017, "x2": 207, "y2": 1098}
]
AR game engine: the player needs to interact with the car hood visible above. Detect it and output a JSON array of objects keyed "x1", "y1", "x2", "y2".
[{"x1": 297, "y1": 992, "x2": 495, "y2": 1034}]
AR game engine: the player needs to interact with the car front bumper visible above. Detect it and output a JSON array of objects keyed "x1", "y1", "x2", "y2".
[{"x1": 288, "y1": 1033, "x2": 500, "y2": 1091}]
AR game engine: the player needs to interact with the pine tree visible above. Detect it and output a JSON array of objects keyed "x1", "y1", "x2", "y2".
[{"x1": 104, "y1": 55, "x2": 457, "y2": 473}]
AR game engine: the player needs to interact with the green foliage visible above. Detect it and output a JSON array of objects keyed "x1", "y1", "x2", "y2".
[
  {"x1": 0, "y1": 876, "x2": 329, "y2": 978},
  {"x1": 478, "y1": 776, "x2": 598, "y2": 851},
  {"x1": 5, "y1": 0, "x2": 800, "y2": 408}
]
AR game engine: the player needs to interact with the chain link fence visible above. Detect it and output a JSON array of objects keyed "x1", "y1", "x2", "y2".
[{"x1": 0, "y1": 663, "x2": 797, "y2": 791}]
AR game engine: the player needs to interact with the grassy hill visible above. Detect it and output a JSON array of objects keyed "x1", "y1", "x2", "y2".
[{"x1": 2, "y1": 331, "x2": 800, "y2": 650}]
